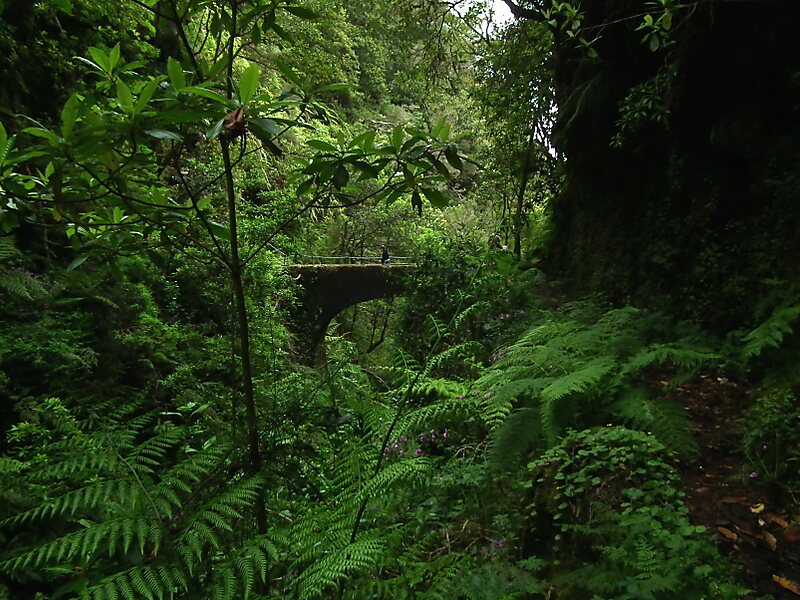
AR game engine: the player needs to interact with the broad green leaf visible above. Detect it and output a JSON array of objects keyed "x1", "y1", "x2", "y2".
[
  {"x1": 405, "y1": 127, "x2": 429, "y2": 140},
  {"x1": 145, "y1": 129, "x2": 183, "y2": 141},
  {"x1": 167, "y1": 57, "x2": 186, "y2": 89},
  {"x1": 275, "y1": 59, "x2": 303, "y2": 87},
  {"x1": 208, "y1": 56, "x2": 230, "y2": 79},
  {"x1": 432, "y1": 117, "x2": 446, "y2": 140},
  {"x1": 391, "y1": 126, "x2": 404, "y2": 151},
  {"x1": 250, "y1": 23, "x2": 262, "y2": 44},
  {"x1": 61, "y1": 93, "x2": 79, "y2": 139},
  {"x1": 429, "y1": 156, "x2": 450, "y2": 178},
  {"x1": 109, "y1": 43, "x2": 121, "y2": 70},
  {"x1": 348, "y1": 131, "x2": 375, "y2": 150},
  {"x1": 134, "y1": 78, "x2": 160, "y2": 114},
  {"x1": 239, "y1": 64, "x2": 261, "y2": 105},
  {"x1": 24, "y1": 127, "x2": 59, "y2": 144},
  {"x1": 444, "y1": 145, "x2": 463, "y2": 170},
  {"x1": 249, "y1": 119, "x2": 283, "y2": 156},
  {"x1": 333, "y1": 164, "x2": 349, "y2": 188},
  {"x1": 384, "y1": 188, "x2": 404, "y2": 206},
  {"x1": 206, "y1": 117, "x2": 225, "y2": 140},
  {"x1": 182, "y1": 86, "x2": 229, "y2": 105},
  {"x1": 271, "y1": 22, "x2": 293, "y2": 41},
  {"x1": 316, "y1": 83, "x2": 353, "y2": 93},
  {"x1": 88, "y1": 47, "x2": 109, "y2": 73},
  {"x1": 438, "y1": 120, "x2": 451, "y2": 142},
  {"x1": 296, "y1": 178, "x2": 315, "y2": 198},
  {"x1": 74, "y1": 56, "x2": 102, "y2": 72},
  {"x1": 51, "y1": 0, "x2": 74, "y2": 14},
  {"x1": 308, "y1": 139, "x2": 338, "y2": 153},
  {"x1": 0, "y1": 122, "x2": 9, "y2": 165},
  {"x1": 208, "y1": 221, "x2": 231, "y2": 241},
  {"x1": 116, "y1": 80, "x2": 134, "y2": 113},
  {"x1": 421, "y1": 187, "x2": 448, "y2": 208},
  {"x1": 67, "y1": 255, "x2": 88, "y2": 271},
  {"x1": 350, "y1": 160, "x2": 380, "y2": 180},
  {"x1": 249, "y1": 118, "x2": 281, "y2": 137},
  {"x1": 283, "y1": 5, "x2": 319, "y2": 19},
  {"x1": 402, "y1": 166, "x2": 415, "y2": 187}
]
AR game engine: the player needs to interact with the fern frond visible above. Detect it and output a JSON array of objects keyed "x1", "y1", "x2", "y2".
[
  {"x1": 295, "y1": 536, "x2": 385, "y2": 600},
  {"x1": 540, "y1": 357, "x2": 615, "y2": 402},
  {"x1": 487, "y1": 406, "x2": 541, "y2": 472},
  {"x1": 742, "y1": 304, "x2": 800, "y2": 359},
  {"x1": 2, "y1": 478, "x2": 135, "y2": 527},
  {"x1": 355, "y1": 457, "x2": 432, "y2": 504},
  {"x1": 612, "y1": 388, "x2": 696, "y2": 455},
  {"x1": 1, "y1": 517, "x2": 159, "y2": 574}
]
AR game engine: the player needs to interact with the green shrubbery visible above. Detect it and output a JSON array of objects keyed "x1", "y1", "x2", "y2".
[{"x1": 526, "y1": 427, "x2": 749, "y2": 599}]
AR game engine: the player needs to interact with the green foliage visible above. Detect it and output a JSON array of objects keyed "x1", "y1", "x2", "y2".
[
  {"x1": 479, "y1": 300, "x2": 716, "y2": 471},
  {"x1": 526, "y1": 427, "x2": 750, "y2": 600},
  {"x1": 0, "y1": 399, "x2": 273, "y2": 599},
  {"x1": 741, "y1": 389, "x2": 800, "y2": 491}
]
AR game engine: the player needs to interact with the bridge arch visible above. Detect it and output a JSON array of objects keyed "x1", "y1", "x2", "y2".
[{"x1": 287, "y1": 263, "x2": 414, "y2": 363}]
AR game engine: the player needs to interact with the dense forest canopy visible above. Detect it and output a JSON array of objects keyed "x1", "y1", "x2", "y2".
[{"x1": 1, "y1": 0, "x2": 798, "y2": 598}]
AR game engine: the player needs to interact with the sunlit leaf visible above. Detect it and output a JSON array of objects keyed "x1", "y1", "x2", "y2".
[
  {"x1": 134, "y1": 78, "x2": 160, "y2": 114},
  {"x1": 116, "y1": 80, "x2": 134, "y2": 113},
  {"x1": 61, "y1": 93, "x2": 80, "y2": 139},
  {"x1": 239, "y1": 64, "x2": 261, "y2": 105},
  {"x1": 88, "y1": 47, "x2": 109, "y2": 73},
  {"x1": 167, "y1": 57, "x2": 186, "y2": 89},
  {"x1": 391, "y1": 126, "x2": 404, "y2": 151}
]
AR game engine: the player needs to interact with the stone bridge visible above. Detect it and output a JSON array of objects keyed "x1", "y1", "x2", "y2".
[{"x1": 287, "y1": 262, "x2": 415, "y2": 363}]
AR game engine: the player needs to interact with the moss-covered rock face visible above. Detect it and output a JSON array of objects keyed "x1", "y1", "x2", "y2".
[
  {"x1": 547, "y1": 1, "x2": 800, "y2": 331},
  {"x1": 525, "y1": 427, "x2": 748, "y2": 599}
]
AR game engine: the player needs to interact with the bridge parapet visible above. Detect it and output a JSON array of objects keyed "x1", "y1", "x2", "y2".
[{"x1": 293, "y1": 255, "x2": 414, "y2": 266}]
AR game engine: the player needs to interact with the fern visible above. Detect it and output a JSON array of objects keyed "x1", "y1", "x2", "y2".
[
  {"x1": 0, "y1": 400, "x2": 271, "y2": 599},
  {"x1": 741, "y1": 304, "x2": 800, "y2": 359},
  {"x1": 479, "y1": 300, "x2": 716, "y2": 471}
]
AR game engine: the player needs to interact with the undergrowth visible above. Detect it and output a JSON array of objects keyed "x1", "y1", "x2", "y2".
[{"x1": 478, "y1": 299, "x2": 716, "y2": 472}]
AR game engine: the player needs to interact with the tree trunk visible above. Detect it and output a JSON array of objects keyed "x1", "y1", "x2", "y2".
[{"x1": 513, "y1": 129, "x2": 536, "y2": 260}]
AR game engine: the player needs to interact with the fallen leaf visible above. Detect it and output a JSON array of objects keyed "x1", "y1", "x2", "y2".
[
  {"x1": 763, "y1": 513, "x2": 789, "y2": 528},
  {"x1": 772, "y1": 575, "x2": 800, "y2": 596},
  {"x1": 762, "y1": 531, "x2": 777, "y2": 551},
  {"x1": 717, "y1": 526, "x2": 738, "y2": 542},
  {"x1": 721, "y1": 496, "x2": 747, "y2": 504},
  {"x1": 750, "y1": 503, "x2": 766, "y2": 514},
  {"x1": 694, "y1": 486, "x2": 710, "y2": 494}
]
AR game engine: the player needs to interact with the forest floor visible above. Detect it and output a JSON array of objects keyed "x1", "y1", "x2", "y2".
[{"x1": 675, "y1": 373, "x2": 800, "y2": 599}]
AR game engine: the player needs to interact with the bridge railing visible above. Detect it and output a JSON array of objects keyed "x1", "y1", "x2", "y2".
[
  {"x1": 294, "y1": 255, "x2": 415, "y2": 265},
  {"x1": 264, "y1": 243, "x2": 415, "y2": 266}
]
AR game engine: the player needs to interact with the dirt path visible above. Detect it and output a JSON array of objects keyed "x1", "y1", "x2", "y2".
[{"x1": 675, "y1": 373, "x2": 800, "y2": 598}]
